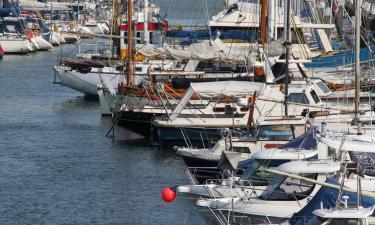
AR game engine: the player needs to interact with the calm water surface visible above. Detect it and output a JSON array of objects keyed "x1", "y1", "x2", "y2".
[{"x1": 0, "y1": 1, "x2": 226, "y2": 223}]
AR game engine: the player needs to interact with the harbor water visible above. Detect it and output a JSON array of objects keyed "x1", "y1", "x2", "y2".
[{"x1": 0, "y1": 1, "x2": 225, "y2": 224}]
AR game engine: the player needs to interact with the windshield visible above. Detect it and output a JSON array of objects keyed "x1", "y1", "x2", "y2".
[
  {"x1": 241, "y1": 160, "x2": 277, "y2": 186},
  {"x1": 260, "y1": 174, "x2": 316, "y2": 201},
  {"x1": 257, "y1": 125, "x2": 294, "y2": 141},
  {"x1": 316, "y1": 81, "x2": 331, "y2": 94},
  {"x1": 289, "y1": 93, "x2": 310, "y2": 104}
]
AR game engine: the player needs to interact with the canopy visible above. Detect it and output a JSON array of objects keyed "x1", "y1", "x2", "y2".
[
  {"x1": 169, "y1": 81, "x2": 265, "y2": 121},
  {"x1": 190, "y1": 81, "x2": 264, "y2": 98},
  {"x1": 321, "y1": 135, "x2": 375, "y2": 153},
  {"x1": 277, "y1": 160, "x2": 341, "y2": 174},
  {"x1": 252, "y1": 149, "x2": 318, "y2": 160}
]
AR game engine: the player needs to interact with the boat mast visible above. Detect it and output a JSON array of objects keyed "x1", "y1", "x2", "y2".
[
  {"x1": 143, "y1": 0, "x2": 149, "y2": 44},
  {"x1": 126, "y1": 0, "x2": 134, "y2": 86},
  {"x1": 354, "y1": 0, "x2": 361, "y2": 127},
  {"x1": 260, "y1": 0, "x2": 267, "y2": 47},
  {"x1": 284, "y1": 0, "x2": 291, "y2": 117}
]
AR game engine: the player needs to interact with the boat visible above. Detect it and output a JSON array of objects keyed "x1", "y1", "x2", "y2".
[
  {"x1": 195, "y1": 160, "x2": 342, "y2": 224},
  {"x1": 176, "y1": 127, "x2": 319, "y2": 198},
  {"x1": 152, "y1": 80, "x2": 330, "y2": 149},
  {"x1": 25, "y1": 17, "x2": 53, "y2": 50},
  {"x1": 0, "y1": 34, "x2": 34, "y2": 53},
  {"x1": 176, "y1": 119, "x2": 311, "y2": 168},
  {"x1": 0, "y1": 17, "x2": 35, "y2": 53}
]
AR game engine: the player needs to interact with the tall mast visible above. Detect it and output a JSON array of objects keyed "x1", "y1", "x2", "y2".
[
  {"x1": 143, "y1": 0, "x2": 149, "y2": 44},
  {"x1": 126, "y1": 0, "x2": 133, "y2": 86},
  {"x1": 260, "y1": 0, "x2": 267, "y2": 47},
  {"x1": 354, "y1": 0, "x2": 361, "y2": 126},
  {"x1": 284, "y1": 0, "x2": 291, "y2": 117}
]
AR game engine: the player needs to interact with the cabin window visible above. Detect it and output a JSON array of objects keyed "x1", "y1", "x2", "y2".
[
  {"x1": 230, "y1": 147, "x2": 250, "y2": 153},
  {"x1": 213, "y1": 106, "x2": 236, "y2": 113},
  {"x1": 136, "y1": 32, "x2": 143, "y2": 44},
  {"x1": 310, "y1": 90, "x2": 321, "y2": 104},
  {"x1": 151, "y1": 32, "x2": 161, "y2": 44},
  {"x1": 213, "y1": 107, "x2": 225, "y2": 112},
  {"x1": 240, "y1": 106, "x2": 250, "y2": 112},
  {"x1": 123, "y1": 31, "x2": 128, "y2": 46},
  {"x1": 257, "y1": 125, "x2": 294, "y2": 141},
  {"x1": 316, "y1": 81, "x2": 331, "y2": 94},
  {"x1": 135, "y1": 67, "x2": 143, "y2": 72},
  {"x1": 288, "y1": 93, "x2": 309, "y2": 104}
]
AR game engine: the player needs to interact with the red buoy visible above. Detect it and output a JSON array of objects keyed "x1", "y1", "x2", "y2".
[{"x1": 162, "y1": 187, "x2": 176, "y2": 203}]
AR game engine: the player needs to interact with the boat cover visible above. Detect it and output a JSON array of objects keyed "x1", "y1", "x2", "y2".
[
  {"x1": 276, "y1": 160, "x2": 341, "y2": 174},
  {"x1": 169, "y1": 81, "x2": 264, "y2": 121},
  {"x1": 164, "y1": 38, "x2": 250, "y2": 62}
]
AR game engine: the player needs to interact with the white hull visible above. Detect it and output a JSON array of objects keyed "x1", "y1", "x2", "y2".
[
  {"x1": 78, "y1": 26, "x2": 94, "y2": 35},
  {"x1": 34, "y1": 36, "x2": 53, "y2": 50},
  {"x1": 99, "y1": 22, "x2": 110, "y2": 34},
  {"x1": 54, "y1": 66, "x2": 121, "y2": 96},
  {"x1": 98, "y1": 85, "x2": 113, "y2": 115},
  {"x1": 55, "y1": 32, "x2": 66, "y2": 44},
  {"x1": 50, "y1": 33, "x2": 61, "y2": 46},
  {"x1": 177, "y1": 183, "x2": 266, "y2": 199},
  {"x1": 29, "y1": 38, "x2": 40, "y2": 51},
  {"x1": 0, "y1": 38, "x2": 34, "y2": 53}
]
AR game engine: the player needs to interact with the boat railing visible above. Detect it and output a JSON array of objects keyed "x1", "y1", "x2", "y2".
[
  {"x1": 185, "y1": 167, "x2": 220, "y2": 185},
  {"x1": 207, "y1": 201, "x2": 274, "y2": 225},
  {"x1": 206, "y1": 207, "x2": 228, "y2": 225},
  {"x1": 185, "y1": 167, "x2": 200, "y2": 185}
]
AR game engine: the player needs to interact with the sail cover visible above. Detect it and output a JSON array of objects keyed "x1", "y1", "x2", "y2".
[
  {"x1": 190, "y1": 81, "x2": 264, "y2": 98},
  {"x1": 164, "y1": 38, "x2": 251, "y2": 62}
]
